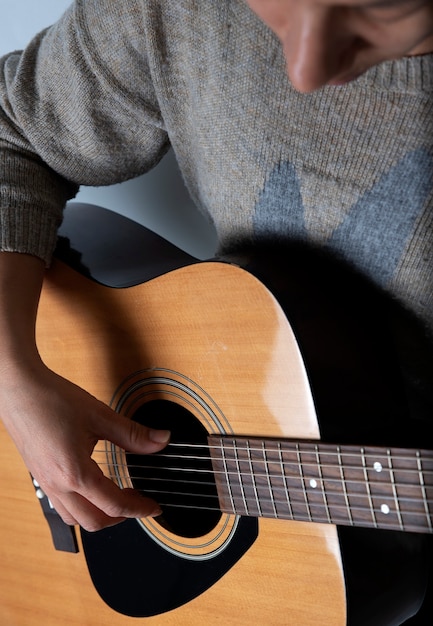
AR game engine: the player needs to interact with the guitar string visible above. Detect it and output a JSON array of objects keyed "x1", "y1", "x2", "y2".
[
  {"x1": 131, "y1": 484, "x2": 433, "y2": 516},
  {"x1": 92, "y1": 459, "x2": 433, "y2": 513},
  {"x1": 92, "y1": 446, "x2": 433, "y2": 479},
  {"x1": 118, "y1": 473, "x2": 433, "y2": 511},
  {"x1": 96, "y1": 459, "x2": 433, "y2": 489},
  {"x1": 136, "y1": 499, "x2": 431, "y2": 532},
  {"x1": 126, "y1": 484, "x2": 433, "y2": 527},
  {"x1": 96, "y1": 457, "x2": 433, "y2": 479},
  {"x1": 116, "y1": 471, "x2": 433, "y2": 504},
  {"x1": 93, "y1": 442, "x2": 433, "y2": 467},
  {"x1": 170, "y1": 441, "x2": 433, "y2": 463},
  {"x1": 91, "y1": 443, "x2": 433, "y2": 518}
]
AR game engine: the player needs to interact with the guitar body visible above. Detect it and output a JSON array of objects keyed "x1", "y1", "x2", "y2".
[{"x1": 0, "y1": 205, "x2": 430, "y2": 625}]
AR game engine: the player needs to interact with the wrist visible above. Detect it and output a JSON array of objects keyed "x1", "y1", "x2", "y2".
[{"x1": 0, "y1": 251, "x2": 46, "y2": 375}]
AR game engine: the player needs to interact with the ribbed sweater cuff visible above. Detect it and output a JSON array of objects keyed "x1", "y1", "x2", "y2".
[
  {"x1": 0, "y1": 149, "x2": 77, "y2": 265},
  {"x1": 0, "y1": 206, "x2": 60, "y2": 266}
]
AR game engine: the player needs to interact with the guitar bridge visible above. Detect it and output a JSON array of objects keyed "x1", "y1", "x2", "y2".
[{"x1": 31, "y1": 475, "x2": 79, "y2": 553}]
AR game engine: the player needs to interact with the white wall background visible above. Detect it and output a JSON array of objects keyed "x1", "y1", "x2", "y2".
[{"x1": 0, "y1": 0, "x2": 217, "y2": 258}]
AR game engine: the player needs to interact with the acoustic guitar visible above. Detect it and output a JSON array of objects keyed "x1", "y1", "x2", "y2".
[{"x1": 0, "y1": 204, "x2": 431, "y2": 625}]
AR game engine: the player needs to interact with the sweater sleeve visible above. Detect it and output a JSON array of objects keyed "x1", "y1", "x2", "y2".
[{"x1": 0, "y1": 0, "x2": 169, "y2": 265}]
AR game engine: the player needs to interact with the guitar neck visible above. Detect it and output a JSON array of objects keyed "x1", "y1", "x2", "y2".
[{"x1": 208, "y1": 436, "x2": 433, "y2": 534}]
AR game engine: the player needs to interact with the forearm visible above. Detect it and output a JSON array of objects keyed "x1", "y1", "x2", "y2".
[{"x1": 0, "y1": 251, "x2": 45, "y2": 371}]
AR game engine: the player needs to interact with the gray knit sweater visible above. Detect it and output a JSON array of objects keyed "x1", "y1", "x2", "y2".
[{"x1": 0, "y1": 1, "x2": 432, "y2": 334}]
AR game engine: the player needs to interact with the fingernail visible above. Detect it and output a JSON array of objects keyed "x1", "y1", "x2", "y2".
[{"x1": 149, "y1": 428, "x2": 170, "y2": 444}]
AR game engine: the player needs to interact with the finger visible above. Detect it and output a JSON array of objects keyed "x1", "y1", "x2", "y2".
[
  {"x1": 75, "y1": 461, "x2": 161, "y2": 525},
  {"x1": 49, "y1": 490, "x2": 127, "y2": 531},
  {"x1": 47, "y1": 494, "x2": 79, "y2": 527},
  {"x1": 101, "y1": 412, "x2": 170, "y2": 455},
  {"x1": 50, "y1": 476, "x2": 161, "y2": 532}
]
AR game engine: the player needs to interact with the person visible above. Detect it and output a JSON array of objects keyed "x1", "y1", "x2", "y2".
[{"x1": 0, "y1": 0, "x2": 432, "y2": 611}]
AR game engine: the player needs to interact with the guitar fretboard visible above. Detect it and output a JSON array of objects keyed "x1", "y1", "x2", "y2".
[{"x1": 208, "y1": 436, "x2": 433, "y2": 534}]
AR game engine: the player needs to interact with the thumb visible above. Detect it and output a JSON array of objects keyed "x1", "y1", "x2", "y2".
[{"x1": 102, "y1": 411, "x2": 170, "y2": 454}]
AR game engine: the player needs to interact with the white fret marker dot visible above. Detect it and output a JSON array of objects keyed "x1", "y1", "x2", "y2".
[
  {"x1": 374, "y1": 462, "x2": 383, "y2": 473},
  {"x1": 309, "y1": 479, "x2": 318, "y2": 489},
  {"x1": 381, "y1": 504, "x2": 390, "y2": 515}
]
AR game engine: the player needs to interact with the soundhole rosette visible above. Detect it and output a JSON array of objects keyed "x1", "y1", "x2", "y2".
[{"x1": 99, "y1": 369, "x2": 240, "y2": 560}]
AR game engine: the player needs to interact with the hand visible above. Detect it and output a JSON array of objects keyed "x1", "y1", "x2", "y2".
[
  {"x1": 0, "y1": 252, "x2": 168, "y2": 531},
  {"x1": 0, "y1": 361, "x2": 170, "y2": 531}
]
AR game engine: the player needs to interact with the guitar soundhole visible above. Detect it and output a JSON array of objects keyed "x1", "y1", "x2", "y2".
[{"x1": 127, "y1": 399, "x2": 222, "y2": 539}]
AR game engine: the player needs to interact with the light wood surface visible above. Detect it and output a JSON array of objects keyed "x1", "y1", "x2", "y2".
[{"x1": 0, "y1": 259, "x2": 346, "y2": 625}]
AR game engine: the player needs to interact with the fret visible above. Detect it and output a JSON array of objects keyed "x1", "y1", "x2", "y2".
[
  {"x1": 361, "y1": 448, "x2": 378, "y2": 529},
  {"x1": 210, "y1": 438, "x2": 260, "y2": 516},
  {"x1": 356, "y1": 447, "x2": 404, "y2": 530},
  {"x1": 337, "y1": 446, "x2": 354, "y2": 526},
  {"x1": 296, "y1": 443, "x2": 313, "y2": 522},
  {"x1": 208, "y1": 436, "x2": 433, "y2": 534},
  {"x1": 219, "y1": 439, "x2": 236, "y2": 514},
  {"x1": 246, "y1": 439, "x2": 262, "y2": 517},
  {"x1": 278, "y1": 442, "x2": 315, "y2": 521},
  {"x1": 389, "y1": 448, "x2": 433, "y2": 533},
  {"x1": 225, "y1": 439, "x2": 259, "y2": 516},
  {"x1": 363, "y1": 446, "x2": 431, "y2": 533},
  {"x1": 386, "y1": 450, "x2": 404, "y2": 531},
  {"x1": 301, "y1": 444, "x2": 344, "y2": 526},
  {"x1": 370, "y1": 451, "x2": 397, "y2": 526},
  {"x1": 298, "y1": 442, "x2": 347, "y2": 525},
  {"x1": 315, "y1": 445, "x2": 332, "y2": 524},
  {"x1": 264, "y1": 440, "x2": 296, "y2": 519},
  {"x1": 233, "y1": 440, "x2": 249, "y2": 516},
  {"x1": 262, "y1": 442, "x2": 277, "y2": 518},
  {"x1": 248, "y1": 439, "x2": 288, "y2": 518},
  {"x1": 416, "y1": 451, "x2": 433, "y2": 532},
  {"x1": 277, "y1": 441, "x2": 294, "y2": 520}
]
